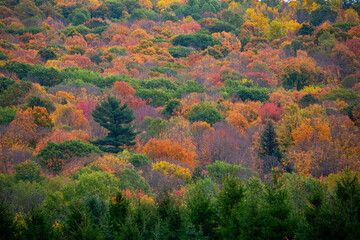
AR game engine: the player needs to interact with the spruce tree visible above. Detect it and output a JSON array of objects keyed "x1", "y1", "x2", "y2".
[
  {"x1": 259, "y1": 120, "x2": 279, "y2": 157},
  {"x1": 259, "y1": 120, "x2": 281, "y2": 158},
  {"x1": 91, "y1": 96, "x2": 138, "y2": 153},
  {"x1": 259, "y1": 120, "x2": 282, "y2": 174}
]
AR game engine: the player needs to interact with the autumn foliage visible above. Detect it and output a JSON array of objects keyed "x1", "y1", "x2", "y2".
[
  {"x1": 0, "y1": 2, "x2": 360, "y2": 238},
  {"x1": 0, "y1": 1, "x2": 360, "y2": 240},
  {"x1": 143, "y1": 138, "x2": 195, "y2": 167}
]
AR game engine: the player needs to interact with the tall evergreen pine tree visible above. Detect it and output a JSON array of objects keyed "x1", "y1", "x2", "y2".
[{"x1": 91, "y1": 96, "x2": 138, "y2": 153}]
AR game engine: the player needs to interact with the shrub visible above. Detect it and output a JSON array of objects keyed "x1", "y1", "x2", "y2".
[
  {"x1": 3, "y1": 61, "x2": 32, "y2": 79},
  {"x1": 0, "y1": 81, "x2": 32, "y2": 107},
  {"x1": 0, "y1": 77, "x2": 15, "y2": 94},
  {"x1": 0, "y1": 107, "x2": 17, "y2": 125},
  {"x1": 298, "y1": 24, "x2": 315, "y2": 35},
  {"x1": 299, "y1": 93, "x2": 318, "y2": 108},
  {"x1": 341, "y1": 103, "x2": 358, "y2": 121},
  {"x1": 38, "y1": 48, "x2": 56, "y2": 61},
  {"x1": 27, "y1": 65, "x2": 63, "y2": 87},
  {"x1": 206, "y1": 160, "x2": 258, "y2": 184},
  {"x1": 168, "y1": 47, "x2": 195, "y2": 58},
  {"x1": 135, "y1": 89, "x2": 172, "y2": 107},
  {"x1": 333, "y1": 22, "x2": 357, "y2": 32},
  {"x1": 69, "y1": 45, "x2": 86, "y2": 55},
  {"x1": 230, "y1": 86, "x2": 269, "y2": 102},
  {"x1": 187, "y1": 102, "x2": 222, "y2": 125},
  {"x1": 152, "y1": 161, "x2": 192, "y2": 183},
  {"x1": 140, "y1": 77, "x2": 177, "y2": 90},
  {"x1": 320, "y1": 89, "x2": 359, "y2": 101},
  {"x1": 175, "y1": 81, "x2": 205, "y2": 98},
  {"x1": 37, "y1": 140, "x2": 102, "y2": 171},
  {"x1": 119, "y1": 168, "x2": 151, "y2": 193},
  {"x1": 172, "y1": 33, "x2": 221, "y2": 50},
  {"x1": 150, "y1": 67, "x2": 177, "y2": 77},
  {"x1": 0, "y1": 50, "x2": 9, "y2": 60},
  {"x1": 15, "y1": 161, "x2": 44, "y2": 183},
  {"x1": 164, "y1": 99, "x2": 181, "y2": 117},
  {"x1": 73, "y1": 169, "x2": 121, "y2": 200},
  {"x1": 129, "y1": 153, "x2": 150, "y2": 168},
  {"x1": 206, "y1": 21, "x2": 236, "y2": 33},
  {"x1": 341, "y1": 74, "x2": 360, "y2": 89},
  {"x1": 310, "y1": 6, "x2": 337, "y2": 26}
]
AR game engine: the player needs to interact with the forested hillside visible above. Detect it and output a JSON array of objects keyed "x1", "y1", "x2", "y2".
[{"x1": 1, "y1": 0, "x2": 360, "y2": 239}]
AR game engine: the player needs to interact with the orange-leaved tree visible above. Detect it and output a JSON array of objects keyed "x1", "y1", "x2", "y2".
[
  {"x1": 112, "y1": 81, "x2": 146, "y2": 109},
  {"x1": 6, "y1": 107, "x2": 52, "y2": 146},
  {"x1": 143, "y1": 138, "x2": 195, "y2": 168},
  {"x1": 52, "y1": 103, "x2": 90, "y2": 130}
]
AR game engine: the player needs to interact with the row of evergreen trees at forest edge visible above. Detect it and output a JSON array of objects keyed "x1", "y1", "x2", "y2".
[{"x1": 1, "y1": 168, "x2": 360, "y2": 240}]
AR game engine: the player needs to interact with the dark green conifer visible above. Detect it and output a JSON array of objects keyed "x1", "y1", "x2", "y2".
[
  {"x1": 259, "y1": 120, "x2": 281, "y2": 159},
  {"x1": 259, "y1": 120, "x2": 282, "y2": 174},
  {"x1": 91, "y1": 96, "x2": 138, "y2": 153}
]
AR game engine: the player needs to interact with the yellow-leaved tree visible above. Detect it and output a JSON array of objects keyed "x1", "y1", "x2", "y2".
[{"x1": 245, "y1": 8, "x2": 270, "y2": 36}]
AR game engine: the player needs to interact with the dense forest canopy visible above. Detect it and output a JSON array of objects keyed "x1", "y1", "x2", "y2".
[{"x1": 1, "y1": 0, "x2": 360, "y2": 239}]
